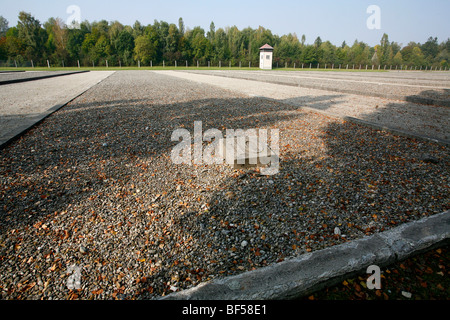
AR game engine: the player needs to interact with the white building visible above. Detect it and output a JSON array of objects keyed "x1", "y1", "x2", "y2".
[{"x1": 259, "y1": 44, "x2": 274, "y2": 70}]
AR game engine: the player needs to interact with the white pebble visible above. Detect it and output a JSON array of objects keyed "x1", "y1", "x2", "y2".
[{"x1": 401, "y1": 291, "x2": 412, "y2": 299}]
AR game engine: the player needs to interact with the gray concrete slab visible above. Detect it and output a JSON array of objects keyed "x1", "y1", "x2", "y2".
[
  {"x1": 162, "y1": 210, "x2": 449, "y2": 300},
  {"x1": 0, "y1": 70, "x2": 89, "y2": 85},
  {"x1": 0, "y1": 71, "x2": 115, "y2": 148}
]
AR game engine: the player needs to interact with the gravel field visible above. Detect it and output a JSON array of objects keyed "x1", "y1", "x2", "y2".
[
  {"x1": 0, "y1": 70, "x2": 449, "y2": 300},
  {"x1": 161, "y1": 70, "x2": 450, "y2": 142},
  {"x1": 186, "y1": 70, "x2": 450, "y2": 106}
]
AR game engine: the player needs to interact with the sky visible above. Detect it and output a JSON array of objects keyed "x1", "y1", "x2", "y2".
[{"x1": 1, "y1": 0, "x2": 449, "y2": 47}]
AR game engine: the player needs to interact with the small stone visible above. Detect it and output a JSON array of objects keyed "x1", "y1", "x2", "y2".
[
  {"x1": 241, "y1": 240, "x2": 248, "y2": 247},
  {"x1": 334, "y1": 227, "x2": 341, "y2": 236},
  {"x1": 225, "y1": 191, "x2": 234, "y2": 199},
  {"x1": 80, "y1": 246, "x2": 88, "y2": 254},
  {"x1": 401, "y1": 291, "x2": 412, "y2": 298}
]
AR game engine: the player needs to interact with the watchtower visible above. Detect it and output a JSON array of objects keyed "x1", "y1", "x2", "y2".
[{"x1": 259, "y1": 44, "x2": 274, "y2": 70}]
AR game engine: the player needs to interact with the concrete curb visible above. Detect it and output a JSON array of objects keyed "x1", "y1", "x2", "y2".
[
  {"x1": 0, "y1": 70, "x2": 25, "y2": 73},
  {"x1": 162, "y1": 210, "x2": 449, "y2": 300},
  {"x1": 0, "y1": 70, "x2": 89, "y2": 85}
]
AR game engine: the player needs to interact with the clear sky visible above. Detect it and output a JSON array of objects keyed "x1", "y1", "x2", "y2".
[{"x1": 1, "y1": 0, "x2": 449, "y2": 46}]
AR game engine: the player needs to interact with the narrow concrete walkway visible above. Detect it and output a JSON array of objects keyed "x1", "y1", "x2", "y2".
[
  {"x1": 0, "y1": 70, "x2": 89, "y2": 85},
  {"x1": 0, "y1": 71, "x2": 115, "y2": 148}
]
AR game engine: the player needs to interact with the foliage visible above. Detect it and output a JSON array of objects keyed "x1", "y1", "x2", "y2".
[{"x1": 0, "y1": 13, "x2": 448, "y2": 68}]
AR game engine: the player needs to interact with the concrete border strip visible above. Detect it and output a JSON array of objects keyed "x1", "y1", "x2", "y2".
[
  {"x1": 0, "y1": 70, "x2": 89, "y2": 85},
  {"x1": 0, "y1": 70, "x2": 25, "y2": 74},
  {"x1": 162, "y1": 210, "x2": 449, "y2": 300}
]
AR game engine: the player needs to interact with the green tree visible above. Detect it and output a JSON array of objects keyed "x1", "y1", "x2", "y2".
[
  {"x1": 379, "y1": 33, "x2": 390, "y2": 65},
  {"x1": 116, "y1": 29, "x2": 134, "y2": 65},
  {"x1": 164, "y1": 23, "x2": 180, "y2": 61},
  {"x1": 314, "y1": 36, "x2": 322, "y2": 48},
  {"x1": 0, "y1": 16, "x2": 9, "y2": 37},
  {"x1": 81, "y1": 32, "x2": 98, "y2": 62},
  {"x1": 213, "y1": 28, "x2": 230, "y2": 62},
  {"x1": 133, "y1": 26, "x2": 159, "y2": 65},
  {"x1": 226, "y1": 26, "x2": 242, "y2": 64},
  {"x1": 132, "y1": 20, "x2": 144, "y2": 38},
  {"x1": 275, "y1": 33, "x2": 301, "y2": 66},
  {"x1": 67, "y1": 27, "x2": 85, "y2": 63},
  {"x1": 392, "y1": 51, "x2": 403, "y2": 66},
  {"x1": 44, "y1": 18, "x2": 68, "y2": 64},
  {"x1": 95, "y1": 34, "x2": 109, "y2": 63},
  {"x1": 17, "y1": 11, "x2": 48, "y2": 62},
  {"x1": 4, "y1": 27, "x2": 26, "y2": 62},
  {"x1": 409, "y1": 46, "x2": 425, "y2": 66},
  {"x1": 187, "y1": 26, "x2": 211, "y2": 64},
  {"x1": 207, "y1": 21, "x2": 215, "y2": 43},
  {"x1": 300, "y1": 45, "x2": 318, "y2": 65},
  {"x1": 319, "y1": 41, "x2": 336, "y2": 65},
  {"x1": 421, "y1": 36, "x2": 439, "y2": 61},
  {"x1": 178, "y1": 17, "x2": 185, "y2": 35}
]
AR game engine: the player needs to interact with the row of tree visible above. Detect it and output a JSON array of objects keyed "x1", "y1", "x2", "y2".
[{"x1": 0, "y1": 12, "x2": 449, "y2": 68}]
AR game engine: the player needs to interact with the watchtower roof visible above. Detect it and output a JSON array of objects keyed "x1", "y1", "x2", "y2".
[{"x1": 259, "y1": 44, "x2": 274, "y2": 51}]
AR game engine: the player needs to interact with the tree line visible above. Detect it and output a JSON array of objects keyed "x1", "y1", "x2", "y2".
[{"x1": 0, "y1": 12, "x2": 449, "y2": 68}]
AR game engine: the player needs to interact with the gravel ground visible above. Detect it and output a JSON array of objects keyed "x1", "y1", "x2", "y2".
[
  {"x1": 187, "y1": 70, "x2": 450, "y2": 105},
  {"x1": 0, "y1": 70, "x2": 448, "y2": 300},
  {"x1": 160, "y1": 70, "x2": 450, "y2": 142}
]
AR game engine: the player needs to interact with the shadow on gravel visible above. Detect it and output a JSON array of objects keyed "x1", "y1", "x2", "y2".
[
  {"x1": 281, "y1": 94, "x2": 344, "y2": 111},
  {"x1": 405, "y1": 88, "x2": 450, "y2": 107},
  {"x1": 184, "y1": 100, "x2": 450, "y2": 292},
  {"x1": 0, "y1": 78, "x2": 448, "y2": 299},
  {"x1": 0, "y1": 94, "x2": 320, "y2": 233},
  {"x1": 357, "y1": 89, "x2": 450, "y2": 142}
]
